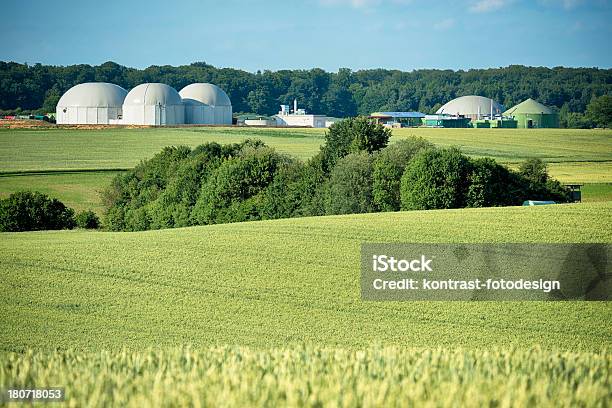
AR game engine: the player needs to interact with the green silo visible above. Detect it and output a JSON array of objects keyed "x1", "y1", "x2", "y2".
[{"x1": 503, "y1": 98, "x2": 559, "y2": 128}]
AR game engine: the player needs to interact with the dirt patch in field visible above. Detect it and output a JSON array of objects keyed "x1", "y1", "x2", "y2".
[
  {"x1": 0, "y1": 119, "x2": 57, "y2": 129},
  {"x1": 0, "y1": 120, "x2": 156, "y2": 130}
]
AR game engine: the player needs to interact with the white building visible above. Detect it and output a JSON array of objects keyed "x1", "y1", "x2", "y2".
[
  {"x1": 56, "y1": 83, "x2": 127, "y2": 124},
  {"x1": 274, "y1": 99, "x2": 329, "y2": 128},
  {"x1": 179, "y1": 83, "x2": 232, "y2": 125},
  {"x1": 122, "y1": 83, "x2": 184, "y2": 125},
  {"x1": 436, "y1": 95, "x2": 504, "y2": 121}
]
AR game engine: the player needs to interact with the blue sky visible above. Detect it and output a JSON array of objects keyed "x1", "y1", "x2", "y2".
[{"x1": 1, "y1": 0, "x2": 611, "y2": 72}]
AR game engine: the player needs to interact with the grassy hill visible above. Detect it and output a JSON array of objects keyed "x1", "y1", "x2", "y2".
[
  {"x1": 1, "y1": 202, "x2": 610, "y2": 353},
  {"x1": 1, "y1": 127, "x2": 611, "y2": 214},
  {"x1": 1, "y1": 127, "x2": 610, "y2": 172}
]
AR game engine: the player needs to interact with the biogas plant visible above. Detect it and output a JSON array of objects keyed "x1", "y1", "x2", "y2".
[{"x1": 56, "y1": 82, "x2": 233, "y2": 126}]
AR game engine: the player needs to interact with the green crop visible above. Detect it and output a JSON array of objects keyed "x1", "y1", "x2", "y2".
[
  {"x1": 1, "y1": 202, "x2": 610, "y2": 352},
  {"x1": 1, "y1": 346, "x2": 609, "y2": 407}
]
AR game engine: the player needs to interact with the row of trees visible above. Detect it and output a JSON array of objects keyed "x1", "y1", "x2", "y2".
[
  {"x1": 102, "y1": 117, "x2": 570, "y2": 232},
  {"x1": 1, "y1": 61, "x2": 611, "y2": 126}
]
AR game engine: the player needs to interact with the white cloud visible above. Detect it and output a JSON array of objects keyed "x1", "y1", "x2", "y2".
[
  {"x1": 469, "y1": 0, "x2": 510, "y2": 12},
  {"x1": 434, "y1": 18, "x2": 456, "y2": 30}
]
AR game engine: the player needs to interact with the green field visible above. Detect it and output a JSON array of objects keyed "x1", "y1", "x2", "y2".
[
  {"x1": 1, "y1": 126, "x2": 611, "y2": 406},
  {"x1": 1, "y1": 127, "x2": 610, "y2": 215},
  {"x1": 1, "y1": 127, "x2": 610, "y2": 173},
  {"x1": 2, "y1": 346, "x2": 608, "y2": 407},
  {"x1": 2, "y1": 202, "x2": 610, "y2": 353},
  {"x1": 0, "y1": 171, "x2": 121, "y2": 214}
]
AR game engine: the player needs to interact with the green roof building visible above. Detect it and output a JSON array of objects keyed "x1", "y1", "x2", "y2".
[{"x1": 503, "y1": 98, "x2": 559, "y2": 128}]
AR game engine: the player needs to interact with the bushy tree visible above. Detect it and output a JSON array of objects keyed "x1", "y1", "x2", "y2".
[
  {"x1": 191, "y1": 145, "x2": 284, "y2": 224},
  {"x1": 466, "y1": 158, "x2": 521, "y2": 207},
  {"x1": 518, "y1": 158, "x2": 548, "y2": 185},
  {"x1": 0, "y1": 191, "x2": 75, "y2": 232},
  {"x1": 324, "y1": 152, "x2": 375, "y2": 215},
  {"x1": 260, "y1": 160, "x2": 308, "y2": 220},
  {"x1": 75, "y1": 210, "x2": 100, "y2": 229},
  {"x1": 320, "y1": 116, "x2": 390, "y2": 171},
  {"x1": 372, "y1": 137, "x2": 434, "y2": 211},
  {"x1": 400, "y1": 148, "x2": 472, "y2": 210},
  {"x1": 586, "y1": 95, "x2": 612, "y2": 128}
]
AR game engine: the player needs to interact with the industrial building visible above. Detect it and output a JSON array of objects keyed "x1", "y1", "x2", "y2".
[
  {"x1": 179, "y1": 83, "x2": 233, "y2": 125},
  {"x1": 56, "y1": 83, "x2": 127, "y2": 124},
  {"x1": 423, "y1": 114, "x2": 471, "y2": 128},
  {"x1": 274, "y1": 99, "x2": 330, "y2": 128},
  {"x1": 121, "y1": 83, "x2": 185, "y2": 126},
  {"x1": 436, "y1": 95, "x2": 503, "y2": 120},
  {"x1": 56, "y1": 82, "x2": 233, "y2": 126},
  {"x1": 370, "y1": 112, "x2": 425, "y2": 127},
  {"x1": 503, "y1": 98, "x2": 559, "y2": 128}
]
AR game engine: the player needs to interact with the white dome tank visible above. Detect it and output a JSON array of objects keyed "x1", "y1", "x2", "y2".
[
  {"x1": 56, "y1": 82, "x2": 127, "y2": 124},
  {"x1": 122, "y1": 83, "x2": 184, "y2": 125}
]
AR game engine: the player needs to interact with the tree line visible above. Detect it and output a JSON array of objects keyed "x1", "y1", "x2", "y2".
[
  {"x1": 100, "y1": 117, "x2": 569, "y2": 232},
  {"x1": 1, "y1": 61, "x2": 611, "y2": 126}
]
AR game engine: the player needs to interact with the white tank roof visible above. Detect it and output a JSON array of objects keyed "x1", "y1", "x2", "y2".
[
  {"x1": 179, "y1": 83, "x2": 231, "y2": 107},
  {"x1": 57, "y1": 82, "x2": 127, "y2": 108},
  {"x1": 124, "y1": 83, "x2": 183, "y2": 106},
  {"x1": 436, "y1": 95, "x2": 503, "y2": 116}
]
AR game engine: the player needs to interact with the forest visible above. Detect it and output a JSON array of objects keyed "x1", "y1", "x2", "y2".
[{"x1": 1, "y1": 61, "x2": 611, "y2": 127}]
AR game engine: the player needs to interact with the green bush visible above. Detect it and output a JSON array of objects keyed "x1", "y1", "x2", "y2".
[
  {"x1": 400, "y1": 148, "x2": 472, "y2": 210},
  {"x1": 191, "y1": 145, "x2": 284, "y2": 225},
  {"x1": 320, "y1": 116, "x2": 390, "y2": 171},
  {"x1": 324, "y1": 152, "x2": 375, "y2": 215},
  {"x1": 466, "y1": 158, "x2": 522, "y2": 207},
  {"x1": 0, "y1": 191, "x2": 75, "y2": 232},
  {"x1": 75, "y1": 210, "x2": 100, "y2": 229},
  {"x1": 372, "y1": 137, "x2": 434, "y2": 211},
  {"x1": 260, "y1": 160, "x2": 308, "y2": 220},
  {"x1": 517, "y1": 158, "x2": 570, "y2": 202}
]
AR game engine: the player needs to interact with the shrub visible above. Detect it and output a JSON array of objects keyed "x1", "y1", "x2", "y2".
[
  {"x1": 400, "y1": 148, "x2": 472, "y2": 210},
  {"x1": 191, "y1": 145, "x2": 284, "y2": 225},
  {"x1": 320, "y1": 116, "x2": 390, "y2": 171},
  {"x1": 324, "y1": 152, "x2": 375, "y2": 215},
  {"x1": 517, "y1": 158, "x2": 571, "y2": 202},
  {"x1": 0, "y1": 191, "x2": 75, "y2": 232},
  {"x1": 75, "y1": 210, "x2": 100, "y2": 229},
  {"x1": 260, "y1": 160, "x2": 308, "y2": 220},
  {"x1": 466, "y1": 158, "x2": 522, "y2": 207},
  {"x1": 372, "y1": 137, "x2": 434, "y2": 211}
]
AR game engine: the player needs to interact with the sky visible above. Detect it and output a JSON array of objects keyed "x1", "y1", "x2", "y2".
[{"x1": 1, "y1": 0, "x2": 611, "y2": 72}]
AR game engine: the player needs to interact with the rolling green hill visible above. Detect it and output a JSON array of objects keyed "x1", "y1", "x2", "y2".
[
  {"x1": 1, "y1": 127, "x2": 610, "y2": 172},
  {"x1": 1, "y1": 202, "x2": 610, "y2": 353},
  {"x1": 1, "y1": 127, "x2": 611, "y2": 214}
]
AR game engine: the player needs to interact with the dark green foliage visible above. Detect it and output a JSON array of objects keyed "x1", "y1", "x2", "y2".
[
  {"x1": 324, "y1": 152, "x2": 375, "y2": 215},
  {"x1": 586, "y1": 95, "x2": 612, "y2": 128},
  {"x1": 260, "y1": 161, "x2": 309, "y2": 220},
  {"x1": 320, "y1": 116, "x2": 390, "y2": 171},
  {"x1": 400, "y1": 148, "x2": 472, "y2": 210},
  {"x1": 372, "y1": 137, "x2": 434, "y2": 211},
  {"x1": 1, "y1": 62, "x2": 610, "y2": 125},
  {"x1": 0, "y1": 191, "x2": 75, "y2": 232},
  {"x1": 191, "y1": 145, "x2": 285, "y2": 225},
  {"x1": 75, "y1": 210, "x2": 100, "y2": 229},
  {"x1": 102, "y1": 140, "x2": 263, "y2": 231},
  {"x1": 101, "y1": 135, "x2": 572, "y2": 231},
  {"x1": 519, "y1": 158, "x2": 548, "y2": 185},
  {"x1": 466, "y1": 158, "x2": 522, "y2": 207}
]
